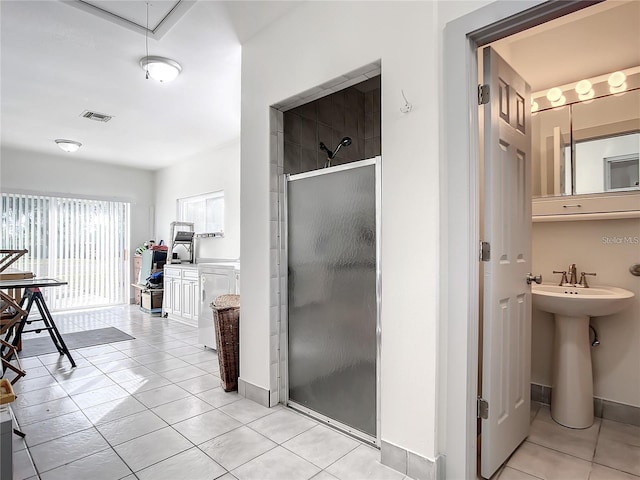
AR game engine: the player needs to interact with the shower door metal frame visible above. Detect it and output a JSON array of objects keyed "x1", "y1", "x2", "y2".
[{"x1": 281, "y1": 156, "x2": 382, "y2": 447}]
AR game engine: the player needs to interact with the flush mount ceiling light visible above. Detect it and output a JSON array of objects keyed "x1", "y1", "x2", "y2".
[
  {"x1": 55, "y1": 139, "x2": 82, "y2": 153},
  {"x1": 139, "y1": 3, "x2": 181, "y2": 83},
  {"x1": 139, "y1": 56, "x2": 182, "y2": 83}
]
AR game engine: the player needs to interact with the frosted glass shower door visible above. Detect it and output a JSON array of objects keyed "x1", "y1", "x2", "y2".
[{"x1": 287, "y1": 159, "x2": 378, "y2": 440}]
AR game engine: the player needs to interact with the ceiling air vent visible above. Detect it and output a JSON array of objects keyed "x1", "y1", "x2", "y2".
[{"x1": 80, "y1": 110, "x2": 113, "y2": 122}]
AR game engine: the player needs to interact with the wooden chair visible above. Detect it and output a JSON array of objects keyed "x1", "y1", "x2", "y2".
[
  {"x1": 0, "y1": 291, "x2": 27, "y2": 378},
  {"x1": 0, "y1": 340, "x2": 25, "y2": 385}
]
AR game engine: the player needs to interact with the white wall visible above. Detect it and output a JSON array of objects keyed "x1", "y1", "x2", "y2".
[
  {"x1": 240, "y1": 0, "x2": 490, "y2": 462},
  {"x1": 154, "y1": 140, "x2": 240, "y2": 261},
  {"x1": 0, "y1": 145, "x2": 155, "y2": 299},
  {"x1": 532, "y1": 218, "x2": 640, "y2": 407}
]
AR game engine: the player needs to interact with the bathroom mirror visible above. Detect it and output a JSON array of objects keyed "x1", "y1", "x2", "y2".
[{"x1": 532, "y1": 88, "x2": 640, "y2": 199}]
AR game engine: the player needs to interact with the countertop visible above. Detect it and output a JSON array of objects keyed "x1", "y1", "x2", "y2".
[{"x1": 165, "y1": 259, "x2": 240, "y2": 270}]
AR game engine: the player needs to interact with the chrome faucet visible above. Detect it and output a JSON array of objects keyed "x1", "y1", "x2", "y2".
[{"x1": 568, "y1": 264, "x2": 577, "y2": 285}]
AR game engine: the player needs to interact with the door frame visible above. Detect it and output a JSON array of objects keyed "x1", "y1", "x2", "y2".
[
  {"x1": 281, "y1": 157, "x2": 382, "y2": 446},
  {"x1": 441, "y1": 1, "x2": 595, "y2": 478}
]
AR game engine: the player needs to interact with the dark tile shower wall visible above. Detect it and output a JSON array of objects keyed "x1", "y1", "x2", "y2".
[{"x1": 283, "y1": 82, "x2": 381, "y2": 175}]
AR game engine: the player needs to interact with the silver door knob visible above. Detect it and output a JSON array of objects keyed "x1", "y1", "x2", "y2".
[{"x1": 526, "y1": 273, "x2": 542, "y2": 285}]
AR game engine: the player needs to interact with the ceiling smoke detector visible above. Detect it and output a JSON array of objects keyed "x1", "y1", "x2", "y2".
[{"x1": 80, "y1": 110, "x2": 113, "y2": 122}]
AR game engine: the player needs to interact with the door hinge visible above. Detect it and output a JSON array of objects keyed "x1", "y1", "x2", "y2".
[
  {"x1": 477, "y1": 397, "x2": 489, "y2": 419},
  {"x1": 478, "y1": 84, "x2": 490, "y2": 105},
  {"x1": 480, "y1": 241, "x2": 490, "y2": 262}
]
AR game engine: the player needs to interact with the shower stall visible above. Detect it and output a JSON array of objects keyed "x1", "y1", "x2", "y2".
[{"x1": 284, "y1": 157, "x2": 381, "y2": 444}]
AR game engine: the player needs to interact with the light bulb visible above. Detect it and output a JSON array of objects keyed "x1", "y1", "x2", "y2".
[
  {"x1": 608, "y1": 71, "x2": 626, "y2": 88},
  {"x1": 575, "y1": 80, "x2": 592, "y2": 96},
  {"x1": 546, "y1": 87, "x2": 563, "y2": 103},
  {"x1": 531, "y1": 100, "x2": 539, "y2": 113}
]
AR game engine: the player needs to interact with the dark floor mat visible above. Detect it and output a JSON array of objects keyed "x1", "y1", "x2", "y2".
[{"x1": 17, "y1": 327, "x2": 135, "y2": 358}]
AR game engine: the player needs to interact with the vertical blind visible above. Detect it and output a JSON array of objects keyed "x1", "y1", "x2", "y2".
[{"x1": 1, "y1": 193, "x2": 130, "y2": 310}]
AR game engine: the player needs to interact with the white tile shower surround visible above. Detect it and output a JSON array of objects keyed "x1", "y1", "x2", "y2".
[{"x1": 5, "y1": 306, "x2": 639, "y2": 480}]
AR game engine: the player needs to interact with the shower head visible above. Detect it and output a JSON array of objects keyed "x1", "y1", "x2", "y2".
[
  {"x1": 320, "y1": 137, "x2": 353, "y2": 167},
  {"x1": 330, "y1": 136, "x2": 352, "y2": 160},
  {"x1": 319, "y1": 137, "x2": 353, "y2": 159}
]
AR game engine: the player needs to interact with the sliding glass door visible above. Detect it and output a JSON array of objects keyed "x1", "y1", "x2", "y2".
[{"x1": 1, "y1": 193, "x2": 130, "y2": 310}]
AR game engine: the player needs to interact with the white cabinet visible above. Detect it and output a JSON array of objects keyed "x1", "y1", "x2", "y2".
[
  {"x1": 533, "y1": 192, "x2": 640, "y2": 221},
  {"x1": 198, "y1": 263, "x2": 240, "y2": 349},
  {"x1": 163, "y1": 265, "x2": 199, "y2": 327}
]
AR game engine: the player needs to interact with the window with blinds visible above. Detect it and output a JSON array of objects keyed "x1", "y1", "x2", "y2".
[{"x1": 1, "y1": 193, "x2": 130, "y2": 310}]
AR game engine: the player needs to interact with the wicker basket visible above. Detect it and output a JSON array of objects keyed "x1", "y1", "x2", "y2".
[{"x1": 211, "y1": 294, "x2": 240, "y2": 392}]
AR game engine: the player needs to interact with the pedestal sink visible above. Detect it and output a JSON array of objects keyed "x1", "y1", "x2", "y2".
[{"x1": 532, "y1": 284, "x2": 634, "y2": 429}]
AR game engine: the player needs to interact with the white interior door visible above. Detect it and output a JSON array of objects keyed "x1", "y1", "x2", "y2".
[{"x1": 480, "y1": 46, "x2": 532, "y2": 479}]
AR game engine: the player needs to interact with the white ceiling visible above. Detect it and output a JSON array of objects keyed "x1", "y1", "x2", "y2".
[
  {"x1": 0, "y1": 0, "x2": 299, "y2": 170},
  {"x1": 491, "y1": 0, "x2": 640, "y2": 93},
  {"x1": 1, "y1": 1, "x2": 638, "y2": 171}
]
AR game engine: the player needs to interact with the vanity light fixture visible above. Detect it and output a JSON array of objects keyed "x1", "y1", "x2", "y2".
[
  {"x1": 55, "y1": 139, "x2": 82, "y2": 153},
  {"x1": 532, "y1": 67, "x2": 638, "y2": 111}
]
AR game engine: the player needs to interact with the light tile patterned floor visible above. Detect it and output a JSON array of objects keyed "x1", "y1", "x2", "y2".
[
  {"x1": 6, "y1": 306, "x2": 639, "y2": 480},
  {"x1": 5, "y1": 305, "x2": 411, "y2": 480},
  {"x1": 492, "y1": 402, "x2": 640, "y2": 480}
]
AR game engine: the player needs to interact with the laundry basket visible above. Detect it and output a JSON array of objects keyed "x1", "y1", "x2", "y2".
[{"x1": 211, "y1": 294, "x2": 240, "y2": 392}]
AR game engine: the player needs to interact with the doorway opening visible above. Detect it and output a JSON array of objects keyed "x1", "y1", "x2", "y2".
[
  {"x1": 477, "y1": 2, "x2": 639, "y2": 477},
  {"x1": 441, "y1": 1, "x2": 635, "y2": 478}
]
